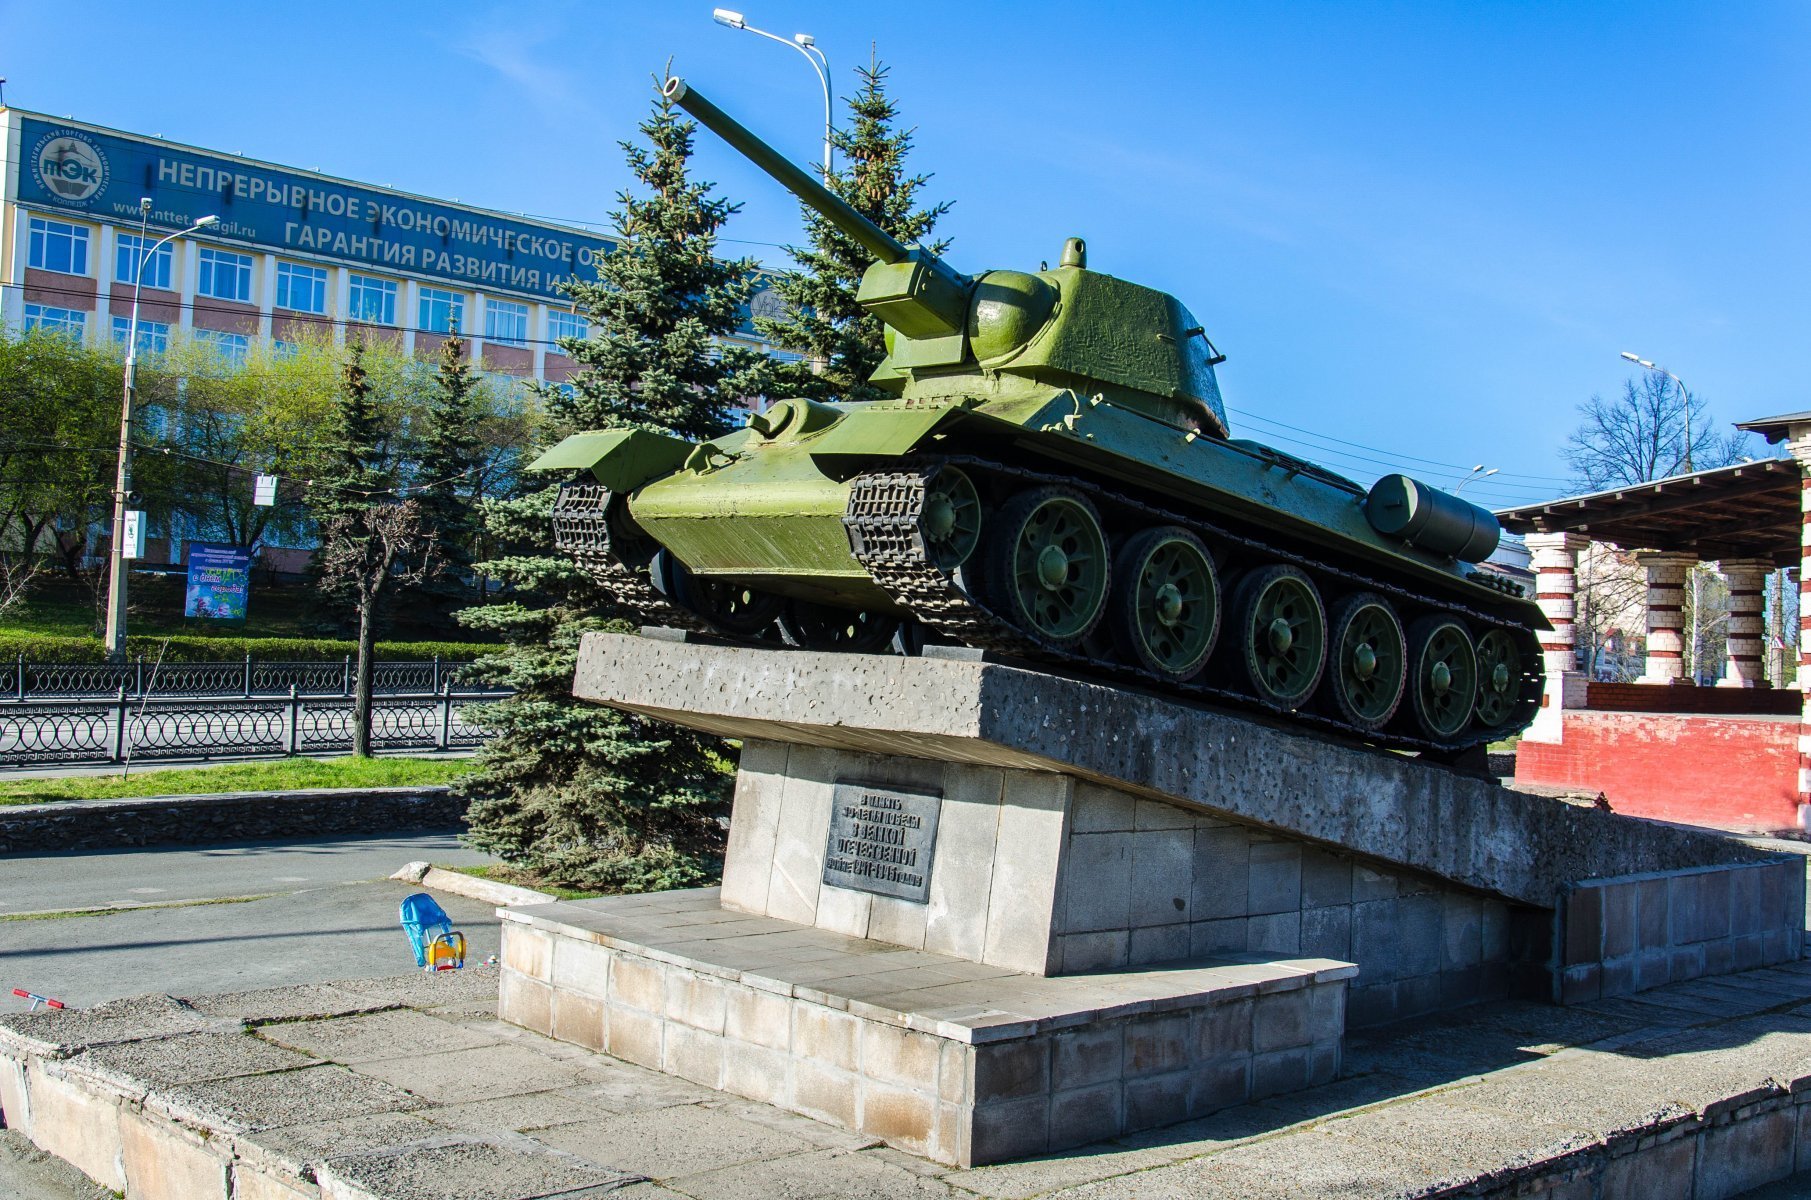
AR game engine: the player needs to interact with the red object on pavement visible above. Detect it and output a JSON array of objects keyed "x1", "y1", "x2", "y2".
[{"x1": 11, "y1": 988, "x2": 65, "y2": 1010}]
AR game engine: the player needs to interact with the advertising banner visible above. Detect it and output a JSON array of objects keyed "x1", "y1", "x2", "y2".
[{"x1": 184, "y1": 544, "x2": 254, "y2": 620}]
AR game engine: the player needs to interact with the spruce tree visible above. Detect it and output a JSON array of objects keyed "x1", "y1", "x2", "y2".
[
  {"x1": 413, "y1": 334, "x2": 485, "y2": 611},
  {"x1": 456, "y1": 73, "x2": 760, "y2": 892},
  {"x1": 308, "y1": 340, "x2": 393, "y2": 618},
  {"x1": 755, "y1": 53, "x2": 952, "y2": 403}
]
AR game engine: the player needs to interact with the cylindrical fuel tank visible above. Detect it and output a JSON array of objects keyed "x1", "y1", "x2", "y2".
[{"x1": 1365, "y1": 475, "x2": 1500, "y2": 563}]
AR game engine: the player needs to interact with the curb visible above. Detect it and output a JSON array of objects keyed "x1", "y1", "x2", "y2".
[
  {"x1": 392, "y1": 860, "x2": 553, "y2": 907},
  {"x1": 0, "y1": 786, "x2": 463, "y2": 854}
]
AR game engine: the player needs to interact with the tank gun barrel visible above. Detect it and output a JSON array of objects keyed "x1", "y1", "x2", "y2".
[{"x1": 664, "y1": 77, "x2": 907, "y2": 266}]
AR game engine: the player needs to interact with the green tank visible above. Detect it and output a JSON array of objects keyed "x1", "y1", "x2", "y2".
[{"x1": 533, "y1": 77, "x2": 1546, "y2": 752}]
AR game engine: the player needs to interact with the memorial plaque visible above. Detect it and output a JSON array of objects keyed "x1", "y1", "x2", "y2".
[{"x1": 822, "y1": 780, "x2": 942, "y2": 903}]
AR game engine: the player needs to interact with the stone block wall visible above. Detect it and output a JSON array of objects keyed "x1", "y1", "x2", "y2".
[
  {"x1": 498, "y1": 911, "x2": 1345, "y2": 1167},
  {"x1": 1054, "y1": 782, "x2": 1546, "y2": 1028},
  {"x1": 722, "y1": 739, "x2": 1545, "y2": 1026},
  {"x1": 1557, "y1": 859, "x2": 1806, "y2": 1004}
]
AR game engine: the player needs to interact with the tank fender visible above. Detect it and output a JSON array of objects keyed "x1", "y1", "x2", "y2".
[
  {"x1": 805, "y1": 404, "x2": 963, "y2": 461},
  {"x1": 527, "y1": 429, "x2": 694, "y2": 492}
]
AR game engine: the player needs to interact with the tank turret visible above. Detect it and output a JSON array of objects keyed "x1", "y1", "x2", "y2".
[{"x1": 534, "y1": 80, "x2": 1546, "y2": 756}]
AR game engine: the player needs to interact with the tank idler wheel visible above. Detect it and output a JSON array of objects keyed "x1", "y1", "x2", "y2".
[
  {"x1": 778, "y1": 601, "x2": 902, "y2": 654},
  {"x1": 1473, "y1": 628, "x2": 1524, "y2": 730},
  {"x1": 1324, "y1": 592, "x2": 1407, "y2": 731},
  {"x1": 1230, "y1": 565, "x2": 1327, "y2": 710},
  {"x1": 1109, "y1": 527, "x2": 1220, "y2": 681},
  {"x1": 921, "y1": 466, "x2": 983, "y2": 571},
  {"x1": 983, "y1": 486, "x2": 1111, "y2": 648},
  {"x1": 1406, "y1": 616, "x2": 1479, "y2": 742}
]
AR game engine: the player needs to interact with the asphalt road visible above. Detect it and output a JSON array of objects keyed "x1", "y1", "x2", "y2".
[{"x1": 0, "y1": 831, "x2": 501, "y2": 1010}]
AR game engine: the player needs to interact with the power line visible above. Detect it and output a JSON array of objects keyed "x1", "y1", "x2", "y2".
[{"x1": 1226, "y1": 406, "x2": 1574, "y2": 487}]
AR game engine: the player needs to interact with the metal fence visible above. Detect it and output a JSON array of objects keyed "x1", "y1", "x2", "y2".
[
  {"x1": 0, "y1": 689, "x2": 501, "y2": 767},
  {"x1": 0, "y1": 655, "x2": 486, "y2": 701}
]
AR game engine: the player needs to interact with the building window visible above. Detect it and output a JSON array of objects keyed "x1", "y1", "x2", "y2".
[
  {"x1": 114, "y1": 233, "x2": 173, "y2": 290},
  {"x1": 273, "y1": 340, "x2": 300, "y2": 360},
  {"x1": 197, "y1": 247, "x2": 253, "y2": 302},
  {"x1": 275, "y1": 262, "x2": 327, "y2": 314},
  {"x1": 348, "y1": 275, "x2": 397, "y2": 325},
  {"x1": 23, "y1": 304, "x2": 86, "y2": 337},
  {"x1": 419, "y1": 287, "x2": 464, "y2": 334},
  {"x1": 548, "y1": 309, "x2": 588, "y2": 346},
  {"x1": 194, "y1": 329, "x2": 249, "y2": 367},
  {"x1": 111, "y1": 316, "x2": 171, "y2": 355},
  {"x1": 485, "y1": 299, "x2": 529, "y2": 347},
  {"x1": 27, "y1": 218, "x2": 90, "y2": 275},
  {"x1": 137, "y1": 405, "x2": 168, "y2": 440}
]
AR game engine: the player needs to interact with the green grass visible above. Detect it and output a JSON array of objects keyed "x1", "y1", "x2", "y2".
[
  {"x1": 446, "y1": 863, "x2": 606, "y2": 901},
  {"x1": 0, "y1": 755, "x2": 472, "y2": 805}
]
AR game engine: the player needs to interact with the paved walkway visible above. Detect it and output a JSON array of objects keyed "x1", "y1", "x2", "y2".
[
  {"x1": 11, "y1": 959, "x2": 1811, "y2": 1197},
  {"x1": 0, "y1": 832, "x2": 499, "y2": 1010}
]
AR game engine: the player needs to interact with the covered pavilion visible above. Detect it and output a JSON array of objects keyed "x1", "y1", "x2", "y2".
[{"x1": 1495, "y1": 414, "x2": 1811, "y2": 832}]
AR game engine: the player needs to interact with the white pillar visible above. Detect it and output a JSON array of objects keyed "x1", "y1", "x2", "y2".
[
  {"x1": 1786, "y1": 437, "x2": 1811, "y2": 819},
  {"x1": 1634, "y1": 551, "x2": 1697, "y2": 685},
  {"x1": 1717, "y1": 557, "x2": 1772, "y2": 687},
  {"x1": 1524, "y1": 531, "x2": 1590, "y2": 742}
]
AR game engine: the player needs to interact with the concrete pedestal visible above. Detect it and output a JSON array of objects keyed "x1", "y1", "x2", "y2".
[{"x1": 500, "y1": 633, "x2": 1805, "y2": 1164}]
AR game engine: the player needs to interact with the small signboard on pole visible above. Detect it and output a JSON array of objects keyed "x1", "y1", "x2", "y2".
[
  {"x1": 253, "y1": 475, "x2": 279, "y2": 507},
  {"x1": 121, "y1": 511, "x2": 146, "y2": 561},
  {"x1": 184, "y1": 544, "x2": 254, "y2": 620}
]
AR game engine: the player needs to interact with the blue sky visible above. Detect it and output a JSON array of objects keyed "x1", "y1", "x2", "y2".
[{"x1": 3, "y1": 0, "x2": 1804, "y2": 509}]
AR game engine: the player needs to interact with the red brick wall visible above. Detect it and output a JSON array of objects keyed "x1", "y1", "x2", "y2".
[
  {"x1": 24, "y1": 268, "x2": 94, "y2": 309},
  {"x1": 1515, "y1": 710, "x2": 1800, "y2": 832},
  {"x1": 192, "y1": 298, "x2": 259, "y2": 335},
  {"x1": 108, "y1": 283, "x2": 179, "y2": 324}
]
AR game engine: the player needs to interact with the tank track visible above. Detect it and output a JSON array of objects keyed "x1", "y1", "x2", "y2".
[
  {"x1": 844, "y1": 456, "x2": 1542, "y2": 755},
  {"x1": 551, "y1": 482, "x2": 712, "y2": 633}
]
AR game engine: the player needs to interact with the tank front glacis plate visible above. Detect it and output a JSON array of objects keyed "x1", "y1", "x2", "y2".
[{"x1": 629, "y1": 429, "x2": 889, "y2": 608}]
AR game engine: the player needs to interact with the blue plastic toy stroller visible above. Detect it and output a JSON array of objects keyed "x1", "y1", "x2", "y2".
[{"x1": 399, "y1": 892, "x2": 466, "y2": 972}]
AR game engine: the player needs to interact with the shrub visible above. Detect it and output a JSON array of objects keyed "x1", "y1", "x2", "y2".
[{"x1": 0, "y1": 632, "x2": 500, "y2": 664}]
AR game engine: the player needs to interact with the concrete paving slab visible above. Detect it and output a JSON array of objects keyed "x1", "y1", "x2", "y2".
[
  {"x1": 184, "y1": 982, "x2": 396, "y2": 1023},
  {"x1": 527, "y1": 1103, "x2": 821, "y2": 1180},
  {"x1": 148, "y1": 1062, "x2": 427, "y2": 1133},
  {"x1": 667, "y1": 1146, "x2": 962, "y2": 1199},
  {"x1": 238, "y1": 1110, "x2": 446, "y2": 1171},
  {"x1": 258, "y1": 1007, "x2": 503, "y2": 1063},
  {"x1": 75, "y1": 1028, "x2": 319, "y2": 1088},
  {"x1": 0, "y1": 992, "x2": 220, "y2": 1056},
  {"x1": 328, "y1": 964, "x2": 506, "y2": 1014},
  {"x1": 351, "y1": 1040, "x2": 597, "y2": 1104},
  {"x1": 314, "y1": 1133, "x2": 639, "y2": 1200}
]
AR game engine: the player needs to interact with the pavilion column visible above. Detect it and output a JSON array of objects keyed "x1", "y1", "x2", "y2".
[
  {"x1": 1787, "y1": 437, "x2": 1811, "y2": 818},
  {"x1": 1634, "y1": 551, "x2": 1697, "y2": 685},
  {"x1": 1524, "y1": 532, "x2": 1590, "y2": 741},
  {"x1": 1716, "y1": 557, "x2": 1772, "y2": 687}
]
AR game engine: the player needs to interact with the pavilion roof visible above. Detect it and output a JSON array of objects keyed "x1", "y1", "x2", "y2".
[{"x1": 1494, "y1": 458, "x2": 1800, "y2": 567}]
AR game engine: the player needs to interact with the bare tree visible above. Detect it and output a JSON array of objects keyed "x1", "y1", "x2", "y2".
[
  {"x1": 0, "y1": 550, "x2": 39, "y2": 619},
  {"x1": 318, "y1": 500, "x2": 435, "y2": 756},
  {"x1": 1564, "y1": 373, "x2": 1754, "y2": 490}
]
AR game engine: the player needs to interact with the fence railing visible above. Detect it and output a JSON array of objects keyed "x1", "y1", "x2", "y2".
[
  {"x1": 0, "y1": 655, "x2": 489, "y2": 701},
  {"x1": 0, "y1": 689, "x2": 503, "y2": 767}
]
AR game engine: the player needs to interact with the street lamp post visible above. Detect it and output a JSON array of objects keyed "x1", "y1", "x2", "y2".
[
  {"x1": 1453, "y1": 464, "x2": 1498, "y2": 496},
  {"x1": 1618, "y1": 350, "x2": 1702, "y2": 680},
  {"x1": 103, "y1": 206, "x2": 219, "y2": 660},
  {"x1": 711, "y1": 8, "x2": 833, "y2": 183}
]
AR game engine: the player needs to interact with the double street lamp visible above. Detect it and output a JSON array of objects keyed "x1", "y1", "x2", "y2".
[
  {"x1": 711, "y1": 8, "x2": 833, "y2": 183},
  {"x1": 103, "y1": 202, "x2": 219, "y2": 659},
  {"x1": 1619, "y1": 350, "x2": 1694, "y2": 473}
]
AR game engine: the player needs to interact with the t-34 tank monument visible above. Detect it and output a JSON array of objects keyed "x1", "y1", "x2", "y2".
[{"x1": 496, "y1": 79, "x2": 1806, "y2": 1167}]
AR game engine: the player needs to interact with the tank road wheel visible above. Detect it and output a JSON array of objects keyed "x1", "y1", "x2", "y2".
[
  {"x1": 984, "y1": 486, "x2": 1110, "y2": 648},
  {"x1": 778, "y1": 601, "x2": 902, "y2": 654},
  {"x1": 1109, "y1": 527, "x2": 1220, "y2": 681},
  {"x1": 1407, "y1": 617, "x2": 1479, "y2": 742},
  {"x1": 1230, "y1": 565, "x2": 1327, "y2": 710},
  {"x1": 1473, "y1": 628, "x2": 1524, "y2": 731},
  {"x1": 654, "y1": 553, "x2": 784, "y2": 639},
  {"x1": 921, "y1": 466, "x2": 983, "y2": 571},
  {"x1": 1325, "y1": 593, "x2": 1407, "y2": 732}
]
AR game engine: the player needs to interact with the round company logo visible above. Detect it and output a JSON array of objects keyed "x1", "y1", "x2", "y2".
[
  {"x1": 749, "y1": 286, "x2": 787, "y2": 323},
  {"x1": 31, "y1": 130, "x2": 109, "y2": 206}
]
